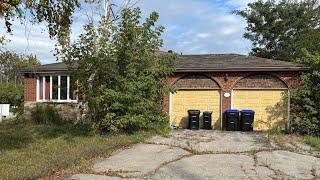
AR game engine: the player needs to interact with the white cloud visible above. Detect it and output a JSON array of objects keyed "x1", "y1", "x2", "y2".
[
  {"x1": 1, "y1": 0, "x2": 253, "y2": 63},
  {"x1": 197, "y1": 33, "x2": 211, "y2": 39},
  {"x1": 137, "y1": 0, "x2": 251, "y2": 55},
  {"x1": 220, "y1": 27, "x2": 239, "y2": 36}
]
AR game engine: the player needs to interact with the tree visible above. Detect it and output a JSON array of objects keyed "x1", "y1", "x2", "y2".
[
  {"x1": 1, "y1": 0, "x2": 79, "y2": 46},
  {"x1": 237, "y1": 0, "x2": 320, "y2": 136},
  {"x1": 63, "y1": 8, "x2": 176, "y2": 133},
  {"x1": 0, "y1": 51, "x2": 39, "y2": 110},
  {"x1": 236, "y1": 0, "x2": 320, "y2": 60},
  {"x1": 0, "y1": 0, "x2": 138, "y2": 47},
  {"x1": 291, "y1": 52, "x2": 320, "y2": 136},
  {"x1": 0, "y1": 51, "x2": 40, "y2": 84}
]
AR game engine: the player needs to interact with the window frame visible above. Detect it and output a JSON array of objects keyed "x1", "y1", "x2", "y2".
[{"x1": 36, "y1": 75, "x2": 78, "y2": 103}]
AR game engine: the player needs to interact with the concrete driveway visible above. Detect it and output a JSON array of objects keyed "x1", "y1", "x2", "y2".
[{"x1": 70, "y1": 130, "x2": 320, "y2": 180}]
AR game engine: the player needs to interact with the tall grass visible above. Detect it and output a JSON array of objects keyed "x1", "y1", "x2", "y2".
[
  {"x1": 304, "y1": 136, "x2": 320, "y2": 151},
  {"x1": 0, "y1": 121, "x2": 152, "y2": 179}
]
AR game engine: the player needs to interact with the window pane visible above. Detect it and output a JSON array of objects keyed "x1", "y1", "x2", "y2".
[
  {"x1": 52, "y1": 76, "x2": 58, "y2": 100},
  {"x1": 60, "y1": 76, "x2": 67, "y2": 100},
  {"x1": 70, "y1": 76, "x2": 77, "y2": 100}
]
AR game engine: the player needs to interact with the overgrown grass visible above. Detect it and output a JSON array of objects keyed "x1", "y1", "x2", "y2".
[
  {"x1": 304, "y1": 136, "x2": 320, "y2": 151},
  {"x1": 267, "y1": 127, "x2": 320, "y2": 151},
  {"x1": 0, "y1": 121, "x2": 154, "y2": 179}
]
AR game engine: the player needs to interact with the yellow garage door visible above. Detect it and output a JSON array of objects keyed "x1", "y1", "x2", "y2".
[
  {"x1": 171, "y1": 90, "x2": 221, "y2": 129},
  {"x1": 232, "y1": 90, "x2": 287, "y2": 131}
]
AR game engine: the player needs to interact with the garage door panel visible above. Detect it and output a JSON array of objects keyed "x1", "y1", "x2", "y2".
[
  {"x1": 233, "y1": 90, "x2": 287, "y2": 131},
  {"x1": 233, "y1": 91, "x2": 247, "y2": 98},
  {"x1": 171, "y1": 90, "x2": 221, "y2": 129},
  {"x1": 207, "y1": 99, "x2": 219, "y2": 104},
  {"x1": 245, "y1": 99, "x2": 260, "y2": 104},
  {"x1": 261, "y1": 100, "x2": 274, "y2": 105}
]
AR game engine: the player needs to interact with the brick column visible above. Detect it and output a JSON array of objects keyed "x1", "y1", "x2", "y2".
[
  {"x1": 24, "y1": 75, "x2": 37, "y2": 102},
  {"x1": 211, "y1": 72, "x2": 249, "y2": 113}
]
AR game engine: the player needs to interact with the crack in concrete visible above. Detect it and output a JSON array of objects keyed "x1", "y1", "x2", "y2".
[
  {"x1": 145, "y1": 153, "x2": 195, "y2": 178},
  {"x1": 146, "y1": 139, "x2": 320, "y2": 179},
  {"x1": 146, "y1": 140, "x2": 281, "y2": 155},
  {"x1": 71, "y1": 132, "x2": 320, "y2": 180},
  {"x1": 73, "y1": 170, "x2": 139, "y2": 179}
]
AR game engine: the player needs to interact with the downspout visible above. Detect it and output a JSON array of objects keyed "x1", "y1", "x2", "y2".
[
  {"x1": 220, "y1": 91, "x2": 223, "y2": 130},
  {"x1": 169, "y1": 92, "x2": 172, "y2": 127},
  {"x1": 287, "y1": 90, "x2": 291, "y2": 132}
]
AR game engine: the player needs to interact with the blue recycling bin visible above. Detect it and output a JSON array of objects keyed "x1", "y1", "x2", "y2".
[
  {"x1": 225, "y1": 109, "x2": 240, "y2": 131},
  {"x1": 241, "y1": 110, "x2": 255, "y2": 131}
]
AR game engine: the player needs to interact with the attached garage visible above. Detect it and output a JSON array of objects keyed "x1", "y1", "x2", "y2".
[
  {"x1": 232, "y1": 74, "x2": 288, "y2": 131},
  {"x1": 165, "y1": 54, "x2": 307, "y2": 131},
  {"x1": 170, "y1": 75, "x2": 221, "y2": 129}
]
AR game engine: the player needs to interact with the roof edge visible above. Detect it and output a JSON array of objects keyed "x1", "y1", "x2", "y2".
[{"x1": 175, "y1": 67, "x2": 310, "y2": 72}]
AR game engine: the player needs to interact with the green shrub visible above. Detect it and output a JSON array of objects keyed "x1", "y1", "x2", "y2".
[
  {"x1": 64, "y1": 8, "x2": 176, "y2": 134},
  {"x1": 31, "y1": 104, "x2": 62, "y2": 124},
  {"x1": 291, "y1": 53, "x2": 320, "y2": 136},
  {"x1": 0, "y1": 83, "x2": 23, "y2": 107}
]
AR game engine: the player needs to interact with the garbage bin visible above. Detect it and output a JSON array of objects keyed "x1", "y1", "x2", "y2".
[
  {"x1": 188, "y1": 110, "x2": 200, "y2": 130},
  {"x1": 203, "y1": 111, "x2": 213, "y2": 130},
  {"x1": 241, "y1": 110, "x2": 255, "y2": 131},
  {"x1": 225, "y1": 109, "x2": 240, "y2": 131}
]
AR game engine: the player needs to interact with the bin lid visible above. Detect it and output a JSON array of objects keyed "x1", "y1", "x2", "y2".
[
  {"x1": 188, "y1": 110, "x2": 200, "y2": 114},
  {"x1": 225, "y1": 109, "x2": 239, "y2": 113},
  {"x1": 203, "y1": 111, "x2": 212, "y2": 115},
  {"x1": 241, "y1": 109, "x2": 255, "y2": 113}
]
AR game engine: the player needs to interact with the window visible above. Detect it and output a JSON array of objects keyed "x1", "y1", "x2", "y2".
[
  {"x1": 60, "y1": 76, "x2": 68, "y2": 100},
  {"x1": 52, "y1": 76, "x2": 58, "y2": 100},
  {"x1": 37, "y1": 75, "x2": 77, "y2": 102},
  {"x1": 39, "y1": 76, "x2": 50, "y2": 100}
]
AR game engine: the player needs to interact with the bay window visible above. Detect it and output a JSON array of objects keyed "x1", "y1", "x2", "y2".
[{"x1": 36, "y1": 75, "x2": 77, "y2": 102}]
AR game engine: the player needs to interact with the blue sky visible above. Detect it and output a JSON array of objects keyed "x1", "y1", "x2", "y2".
[{"x1": 0, "y1": 0, "x2": 254, "y2": 64}]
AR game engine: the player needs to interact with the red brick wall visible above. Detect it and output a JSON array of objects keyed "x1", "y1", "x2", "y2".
[
  {"x1": 24, "y1": 75, "x2": 37, "y2": 102},
  {"x1": 172, "y1": 74, "x2": 220, "y2": 89},
  {"x1": 163, "y1": 71, "x2": 301, "y2": 114},
  {"x1": 234, "y1": 74, "x2": 287, "y2": 89}
]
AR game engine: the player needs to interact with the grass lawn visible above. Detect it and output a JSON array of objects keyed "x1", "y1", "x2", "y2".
[{"x1": 0, "y1": 121, "x2": 153, "y2": 179}]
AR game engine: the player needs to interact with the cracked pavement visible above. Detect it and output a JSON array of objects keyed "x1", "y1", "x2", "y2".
[{"x1": 69, "y1": 130, "x2": 320, "y2": 180}]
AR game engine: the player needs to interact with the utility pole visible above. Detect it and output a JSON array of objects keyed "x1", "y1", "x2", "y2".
[{"x1": 104, "y1": 0, "x2": 110, "y2": 20}]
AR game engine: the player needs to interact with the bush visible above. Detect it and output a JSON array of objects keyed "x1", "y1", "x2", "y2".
[
  {"x1": 290, "y1": 53, "x2": 320, "y2": 136},
  {"x1": 31, "y1": 104, "x2": 62, "y2": 124},
  {"x1": 0, "y1": 83, "x2": 23, "y2": 107},
  {"x1": 64, "y1": 8, "x2": 176, "y2": 134}
]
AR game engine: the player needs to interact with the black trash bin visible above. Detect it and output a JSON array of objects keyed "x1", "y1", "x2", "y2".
[
  {"x1": 188, "y1": 110, "x2": 200, "y2": 130},
  {"x1": 225, "y1": 109, "x2": 240, "y2": 131},
  {"x1": 241, "y1": 110, "x2": 255, "y2": 131},
  {"x1": 203, "y1": 111, "x2": 213, "y2": 130}
]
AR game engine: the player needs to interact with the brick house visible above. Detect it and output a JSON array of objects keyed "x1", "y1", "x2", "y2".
[{"x1": 21, "y1": 54, "x2": 307, "y2": 130}]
